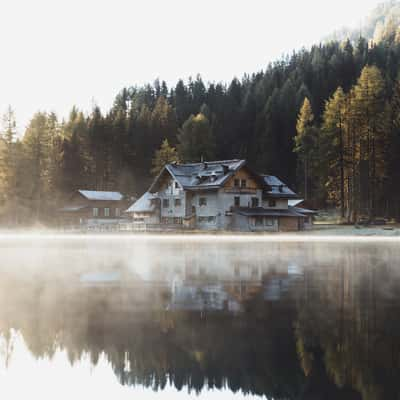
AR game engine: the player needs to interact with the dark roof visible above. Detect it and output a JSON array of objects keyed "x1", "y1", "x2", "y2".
[
  {"x1": 262, "y1": 175, "x2": 300, "y2": 199},
  {"x1": 78, "y1": 190, "x2": 124, "y2": 201},
  {"x1": 148, "y1": 160, "x2": 299, "y2": 199},
  {"x1": 149, "y1": 159, "x2": 249, "y2": 192},
  {"x1": 292, "y1": 206, "x2": 318, "y2": 215},
  {"x1": 234, "y1": 207, "x2": 306, "y2": 218}
]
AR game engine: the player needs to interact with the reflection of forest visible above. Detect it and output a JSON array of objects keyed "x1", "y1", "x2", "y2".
[{"x1": 0, "y1": 240, "x2": 399, "y2": 399}]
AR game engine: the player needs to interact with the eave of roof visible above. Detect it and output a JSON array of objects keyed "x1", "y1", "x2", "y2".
[
  {"x1": 292, "y1": 207, "x2": 318, "y2": 215},
  {"x1": 234, "y1": 207, "x2": 306, "y2": 218},
  {"x1": 59, "y1": 205, "x2": 89, "y2": 212},
  {"x1": 264, "y1": 193, "x2": 302, "y2": 199},
  {"x1": 78, "y1": 190, "x2": 124, "y2": 201}
]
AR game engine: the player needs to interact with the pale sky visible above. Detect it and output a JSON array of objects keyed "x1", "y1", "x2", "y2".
[{"x1": 0, "y1": 0, "x2": 382, "y2": 132}]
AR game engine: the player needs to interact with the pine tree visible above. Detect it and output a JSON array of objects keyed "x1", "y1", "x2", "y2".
[
  {"x1": 322, "y1": 87, "x2": 347, "y2": 218},
  {"x1": 151, "y1": 139, "x2": 180, "y2": 176},
  {"x1": 387, "y1": 77, "x2": 400, "y2": 218},
  {"x1": 351, "y1": 65, "x2": 387, "y2": 219},
  {"x1": 294, "y1": 98, "x2": 319, "y2": 201},
  {"x1": 0, "y1": 106, "x2": 18, "y2": 223},
  {"x1": 23, "y1": 112, "x2": 51, "y2": 220},
  {"x1": 178, "y1": 113, "x2": 216, "y2": 162}
]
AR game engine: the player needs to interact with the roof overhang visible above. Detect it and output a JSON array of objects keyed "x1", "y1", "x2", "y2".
[{"x1": 234, "y1": 207, "x2": 306, "y2": 218}]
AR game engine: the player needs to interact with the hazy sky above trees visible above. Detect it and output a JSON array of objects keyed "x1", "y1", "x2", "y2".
[{"x1": 0, "y1": 0, "x2": 381, "y2": 131}]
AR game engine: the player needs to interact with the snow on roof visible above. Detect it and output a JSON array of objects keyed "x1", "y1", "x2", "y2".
[
  {"x1": 80, "y1": 271, "x2": 121, "y2": 286},
  {"x1": 262, "y1": 175, "x2": 299, "y2": 198},
  {"x1": 59, "y1": 205, "x2": 88, "y2": 212},
  {"x1": 292, "y1": 206, "x2": 318, "y2": 215},
  {"x1": 288, "y1": 199, "x2": 304, "y2": 207},
  {"x1": 126, "y1": 192, "x2": 156, "y2": 213},
  {"x1": 78, "y1": 190, "x2": 124, "y2": 201},
  {"x1": 150, "y1": 159, "x2": 247, "y2": 192}
]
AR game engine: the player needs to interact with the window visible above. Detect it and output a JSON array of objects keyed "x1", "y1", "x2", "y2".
[
  {"x1": 240, "y1": 179, "x2": 247, "y2": 188},
  {"x1": 199, "y1": 197, "x2": 207, "y2": 206},
  {"x1": 104, "y1": 208, "x2": 110, "y2": 217},
  {"x1": 251, "y1": 197, "x2": 259, "y2": 208},
  {"x1": 265, "y1": 218, "x2": 274, "y2": 226},
  {"x1": 115, "y1": 208, "x2": 120, "y2": 217},
  {"x1": 163, "y1": 199, "x2": 169, "y2": 208},
  {"x1": 268, "y1": 199, "x2": 276, "y2": 207},
  {"x1": 174, "y1": 198, "x2": 182, "y2": 207},
  {"x1": 234, "y1": 196, "x2": 240, "y2": 207},
  {"x1": 255, "y1": 217, "x2": 263, "y2": 227},
  {"x1": 173, "y1": 217, "x2": 183, "y2": 224},
  {"x1": 93, "y1": 208, "x2": 99, "y2": 217},
  {"x1": 234, "y1": 179, "x2": 240, "y2": 187},
  {"x1": 197, "y1": 216, "x2": 216, "y2": 223},
  {"x1": 175, "y1": 182, "x2": 179, "y2": 189}
]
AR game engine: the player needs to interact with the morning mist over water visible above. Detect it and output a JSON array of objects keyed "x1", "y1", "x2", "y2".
[{"x1": 0, "y1": 236, "x2": 398, "y2": 399}]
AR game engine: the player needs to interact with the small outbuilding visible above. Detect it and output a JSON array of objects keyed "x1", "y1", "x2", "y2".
[{"x1": 59, "y1": 190, "x2": 128, "y2": 227}]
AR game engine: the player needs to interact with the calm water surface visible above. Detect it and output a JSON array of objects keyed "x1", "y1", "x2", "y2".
[{"x1": 0, "y1": 236, "x2": 399, "y2": 399}]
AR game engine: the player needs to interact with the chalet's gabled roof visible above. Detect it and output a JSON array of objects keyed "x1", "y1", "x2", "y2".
[
  {"x1": 78, "y1": 190, "x2": 124, "y2": 201},
  {"x1": 149, "y1": 159, "x2": 248, "y2": 192},
  {"x1": 262, "y1": 175, "x2": 300, "y2": 199},
  {"x1": 126, "y1": 192, "x2": 156, "y2": 213}
]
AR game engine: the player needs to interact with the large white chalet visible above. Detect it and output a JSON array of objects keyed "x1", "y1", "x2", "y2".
[{"x1": 126, "y1": 159, "x2": 315, "y2": 231}]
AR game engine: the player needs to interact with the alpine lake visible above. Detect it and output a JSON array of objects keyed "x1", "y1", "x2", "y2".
[{"x1": 0, "y1": 234, "x2": 398, "y2": 400}]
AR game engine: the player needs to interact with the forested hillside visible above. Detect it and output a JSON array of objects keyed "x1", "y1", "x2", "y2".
[
  {"x1": 2, "y1": 2, "x2": 400, "y2": 225},
  {"x1": 328, "y1": 0, "x2": 400, "y2": 43}
]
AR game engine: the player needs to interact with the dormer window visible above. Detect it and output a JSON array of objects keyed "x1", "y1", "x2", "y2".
[{"x1": 241, "y1": 179, "x2": 247, "y2": 188}]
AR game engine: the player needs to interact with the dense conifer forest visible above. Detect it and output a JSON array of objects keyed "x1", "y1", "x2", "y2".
[{"x1": 3, "y1": 1, "x2": 400, "y2": 224}]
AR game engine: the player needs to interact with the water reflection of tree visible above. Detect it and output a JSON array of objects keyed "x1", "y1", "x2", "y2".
[
  {"x1": 1, "y1": 242, "x2": 400, "y2": 399},
  {"x1": 294, "y1": 244, "x2": 400, "y2": 400},
  {"x1": 0, "y1": 274, "x2": 304, "y2": 399}
]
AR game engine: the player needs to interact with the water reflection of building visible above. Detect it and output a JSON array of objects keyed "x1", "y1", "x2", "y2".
[{"x1": 1, "y1": 240, "x2": 400, "y2": 399}]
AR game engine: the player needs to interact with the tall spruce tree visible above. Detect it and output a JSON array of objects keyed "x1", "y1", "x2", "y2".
[
  {"x1": 294, "y1": 98, "x2": 319, "y2": 202},
  {"x1": 178, "y1": 113, "x2": 216, "y2": 162},
  {"x1": 322, "y1": 87, "x2": 347, "y2": 218},
  {"x1": 351, "y1": 65, "x2": 387, "y2": 219},
  {"x1": 0, "y1": 106, "x2": 19, "y2": 223}
]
